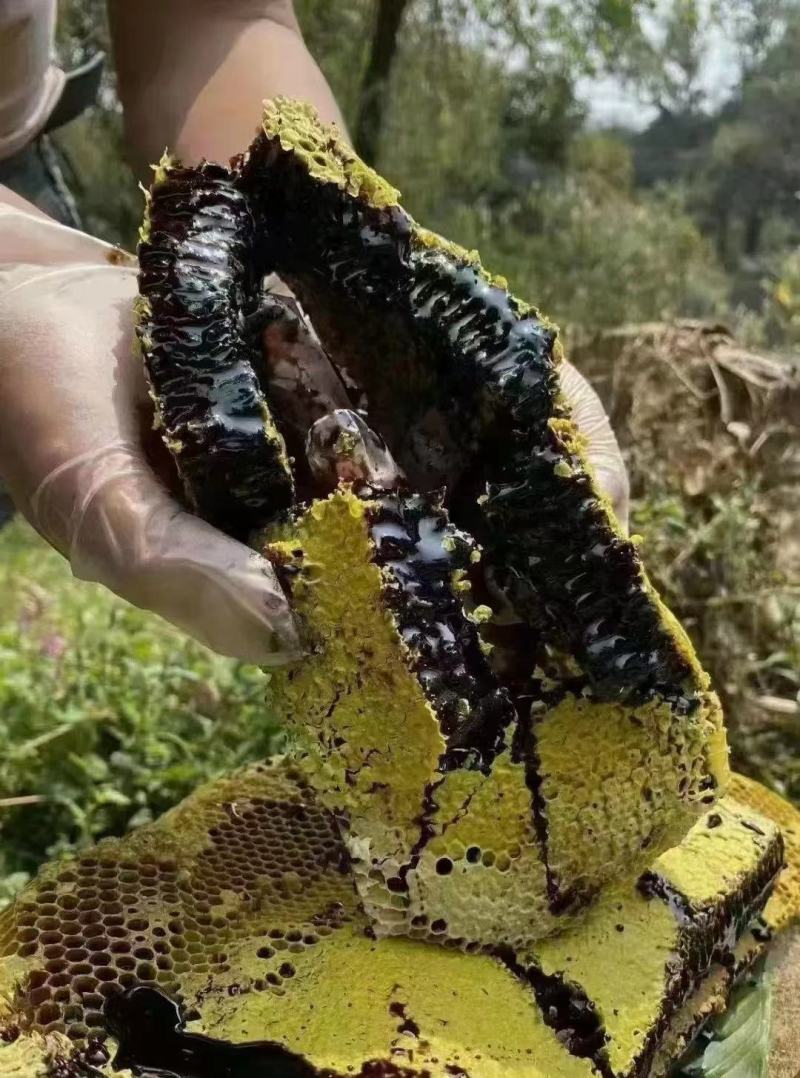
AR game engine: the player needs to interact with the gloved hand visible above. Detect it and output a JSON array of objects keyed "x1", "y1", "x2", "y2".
[
  {"x1": 0, "y1": 198, "x2": 628, "y2": 665},
  {"x1": 0, "y1": 199, "x2": 301, "y2": 664}
]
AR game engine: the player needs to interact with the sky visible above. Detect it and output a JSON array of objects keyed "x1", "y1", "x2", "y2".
[{"x1": 578, "y1": 3, "x2": 745, "y2": 129}]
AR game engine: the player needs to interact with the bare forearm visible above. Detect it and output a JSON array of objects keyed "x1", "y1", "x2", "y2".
[{"x1": 108, "y1": 0, "x2": 345, "y2": 179}]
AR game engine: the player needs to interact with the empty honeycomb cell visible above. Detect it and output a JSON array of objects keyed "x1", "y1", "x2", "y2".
[
  {"x1": 28, "y1": 986, "x2": 50, "y2": 1007},
  {"x1": 36, "y1": 1003, "x2": 61, "y2": 1026}
]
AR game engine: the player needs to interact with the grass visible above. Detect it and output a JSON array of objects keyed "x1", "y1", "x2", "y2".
[{"x1": 0, "y1": 518, "x2": 281, "y2": 908}]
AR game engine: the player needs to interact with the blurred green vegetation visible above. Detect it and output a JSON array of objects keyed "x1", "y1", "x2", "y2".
[
  {"x1": 0, "y1": 520, "x2": 281, "y2": 908},
  {"x1": 1, "y1": 0, "x2": 797, "y2": 904}
]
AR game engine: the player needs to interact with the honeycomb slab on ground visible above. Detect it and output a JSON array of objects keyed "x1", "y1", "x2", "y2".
[
  {"x1": 524, "y1": 797, "x2": 784, "y2": 1078},
  {"x1": 1, "y1": 766, "x2": 797, "y2": 1078},
  {"x1": 239, "y1": 98, "x2": 729, "y2": 908}
]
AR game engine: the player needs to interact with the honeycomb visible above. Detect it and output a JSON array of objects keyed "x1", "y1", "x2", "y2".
[
  {"x1": 260, "y1": 486, "x2": 730, "y2": 947},
  {"x1": 0, "y1": 760, "x2": 357, "y2": 1065},
  {"x1": 526, "y1": 797, "x2": 784, "y2": 1078},
  {"x1": 1, "y1": 765, "x2": 795, "y2": 1078},
  {"x1": 137, "y1": 158, "x2": 293, "y2": 537},
  {"x1": 239, "y1": 97, "x2": 730, "y2": 910},
  {"x1": 646, "y1": 924, "x2": 765, "y2": 1078},
  {"x1": 728, "y1": 771, "x2": 800, "y2": 932},
  {"x1": 252, "y1": 481, "x2": 729, "y2": 953},
  {"x1": 403, "y1": 752, "x2": 557, "y2": 950}
]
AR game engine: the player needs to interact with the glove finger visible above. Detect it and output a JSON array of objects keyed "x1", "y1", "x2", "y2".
[
  {"x1": 31, "y1": 439, "x2": 302, "y2": 665},
  {"x1": 559, "y1": 359, "x2": 630, "y2": 531}
]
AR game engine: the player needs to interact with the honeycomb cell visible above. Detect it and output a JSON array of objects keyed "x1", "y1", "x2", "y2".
[{"x1": 0, "y1": 760, "x2": 362, "y2": 1053}]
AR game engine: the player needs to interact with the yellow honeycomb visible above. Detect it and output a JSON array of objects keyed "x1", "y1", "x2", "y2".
[
  {"x1": 0, "y1": 760, "x2": 356, "y2": 1062},
  {"x1": 728, "y1": 771, "x2": 800, "y2": 932},
  {"x1": 533, "y1": 687, "x2": 727, "y2": 903},
  {"x1": 246, "y1": 99, "x2": 730, "y2": 920},
  {"x1": 261, "y1": 488, "x2": 729, "y2": 954},
  {"x1": 526, "y1": 797, "x2": 784, "y2": 1078},
  {"x1": 0, "y1": 766, "x2": 793, "y2": 1078}
]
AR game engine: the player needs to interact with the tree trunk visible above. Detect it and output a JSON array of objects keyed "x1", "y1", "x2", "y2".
[
  {"x1": 744, "y1": 207, "x2": 763, "y2": 257},
  {"x1": 354, "y1": 0, "x2": 411, "y2": 163}
]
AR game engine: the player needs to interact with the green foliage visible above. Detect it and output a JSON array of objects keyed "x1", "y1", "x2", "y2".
[
  {"x1": 294, "y1": 0, "x2": 373, "y2": 127},
  {"x1": 423, "y1": 168, "x2": 725, "y2": 337},
  {"x1": 628, "y1": 3, "x2": 800, "y2": 346},
  {"x1": 0, "y1": 520, "x2": 280, "y2": 907},
  {"x1": 675, "y1": 967, "x2": 772, "y2": 1076}
]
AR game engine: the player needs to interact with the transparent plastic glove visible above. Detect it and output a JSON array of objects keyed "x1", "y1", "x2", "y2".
[
  {"x1": 560, "y1": 358, "x2": 630, "y2": 530},
  {"x1": 0, "y1": 203, "x2": 300, "y2": 664}
]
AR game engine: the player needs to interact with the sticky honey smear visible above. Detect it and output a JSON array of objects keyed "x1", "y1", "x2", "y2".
[
  {"x1": 1, "y1": 764, "x2": 796, "y2": 1078},
  {"x1": 136, "y1": 158, "x2": 293, "y2": 539},
  {"x1": 239, "y1": 98, "x2": 729, "y2": 910}
]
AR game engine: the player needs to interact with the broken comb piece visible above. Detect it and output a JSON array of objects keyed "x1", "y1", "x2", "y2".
[
  {"x1": 239, "y1": 98, "x2": 728, "y2": 907},
  {"x1": 137, "y1": 157, "x2": 293, "y2": 537}
]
